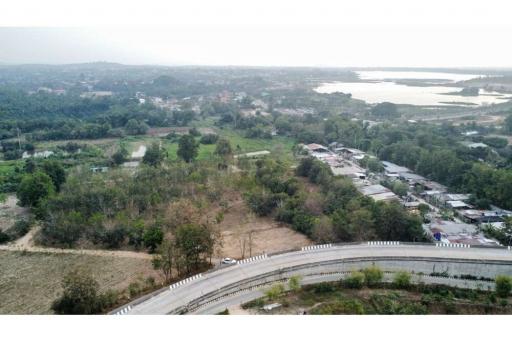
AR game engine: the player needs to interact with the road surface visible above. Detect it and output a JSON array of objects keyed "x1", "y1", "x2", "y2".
[{"x1": 118, "y1": 243, "x2": 512, "y2": 315}]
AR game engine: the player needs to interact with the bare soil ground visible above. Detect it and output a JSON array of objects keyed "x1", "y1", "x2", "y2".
[
  {"x1": 217, "y1": 199, "x2": 311, "y2": 259},
  {"x1": 147, "y1": 126, "x2": 216, "y2": 137},
  {"x1": 0, "y1": 194, "x2": 29, "y2": 232},
  {"x1": 0, "y1": 250, "x2": 162, "y2": 314}
]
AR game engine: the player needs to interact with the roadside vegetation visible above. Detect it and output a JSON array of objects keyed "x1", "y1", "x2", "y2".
[{"x1": 241, "y1": 267, "x2": 512, "y2": 315}]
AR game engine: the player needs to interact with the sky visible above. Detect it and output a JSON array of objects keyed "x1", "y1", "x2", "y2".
[{"x1": 0, "y1": 0, "x2": 511, "y2": 68}]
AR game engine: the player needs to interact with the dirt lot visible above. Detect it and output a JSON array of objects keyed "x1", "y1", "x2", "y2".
[
  {"x1": 147, "y1": 126, "x2": 216, "y2": 137},
  {"x1": 0, "y1": 195, "x2": 29, "y2": 232},
  {"x1": 217, "y1": 200, "x2": 311, "y2": 260},
  {"x1": 0, "y1": 250, "x2": 162, "y2": 314}
]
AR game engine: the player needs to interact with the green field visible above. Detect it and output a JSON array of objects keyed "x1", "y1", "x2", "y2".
[
  {"x1": 165, "y1": 129, "x2": 296, "y2": 161},
  {"x1": 0, "y1": 160, "x2": 23, "y2": 175}
]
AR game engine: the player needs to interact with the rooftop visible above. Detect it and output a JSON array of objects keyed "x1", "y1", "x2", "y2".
[{"x1": 382, "y1": 161, "x2": 410, "y2": 174}]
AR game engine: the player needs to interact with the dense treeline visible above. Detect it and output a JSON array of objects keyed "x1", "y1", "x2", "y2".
[
  {"x1": 0, "y1": 88, "x2": 194, "y2": 145},
  {"x1": 244, "y1": 157, "x2": 426, "y2": 243},
  {"x1": 38, "y1": 161, "x2": 225, "y2": 250}
]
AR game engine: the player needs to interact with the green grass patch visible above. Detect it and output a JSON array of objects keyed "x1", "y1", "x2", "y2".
[{"x1": 164, "y1": 128, "x2": 295, "y2": 161}]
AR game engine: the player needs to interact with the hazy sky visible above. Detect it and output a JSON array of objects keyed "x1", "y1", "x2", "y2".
[{"x1": 1, "y1": 0, "x2": 511, "y2": 67}]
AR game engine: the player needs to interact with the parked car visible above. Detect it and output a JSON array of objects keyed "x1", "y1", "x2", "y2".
[{"x1": 221, "y1": 257, "x2": 237, "y2": 265}]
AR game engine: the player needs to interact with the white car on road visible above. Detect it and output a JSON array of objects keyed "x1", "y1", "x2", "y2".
[{"x1": 221, "y1": 257, "x2": 237, "y2": 265}]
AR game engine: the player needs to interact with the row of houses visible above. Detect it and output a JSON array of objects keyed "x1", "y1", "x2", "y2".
[
  {"x1": 302, "y1": 143, "x2": 398, "y2": 202},
  {"x1": 380, "y1": 161, "x2": 510, "y2": 246}
]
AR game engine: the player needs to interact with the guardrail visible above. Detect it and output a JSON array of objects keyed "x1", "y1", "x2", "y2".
[
  {"x1": 367, "y1": 241, "x2": 400, "y2": 246},
  {"x1": 435, "y1": 242, "x2": 471, "y2": 249},
  {"x1": 301, "y1": 244, "x2": 332, "y2": 251},
  {"x1": 114, "y1": 305, "x2": 132, "y2": 315},
  {"x1": 237, "y1": 254, "x2": 267, "y2": 265},
  {"x1": 170, "y1": 273, "x2": 203, "y2": 290}
]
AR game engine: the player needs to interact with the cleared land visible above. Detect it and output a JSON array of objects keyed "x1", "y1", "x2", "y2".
[
  {"x1": 0, "y1": 250, "x2": 161, "y2": 314},
  {"x1": 0, "y1": 194, "x2": 28, "y2": 232},
  {"x1": 216, "y1": 199, "x2": 311, "y2": 259}
]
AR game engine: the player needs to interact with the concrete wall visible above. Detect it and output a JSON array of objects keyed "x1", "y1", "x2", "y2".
[{"x1": 182, "y1": 256, "x2": 510, "y2": 314}]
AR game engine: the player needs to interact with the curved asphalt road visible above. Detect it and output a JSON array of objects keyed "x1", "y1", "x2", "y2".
[{"x1": 120, "y1": 243, "x2": 512, "y2": 315}]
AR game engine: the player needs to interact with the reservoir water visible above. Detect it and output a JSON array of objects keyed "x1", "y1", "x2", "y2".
[{"x1": 315, "y1": 71, "x2": 510, "y2": 106}]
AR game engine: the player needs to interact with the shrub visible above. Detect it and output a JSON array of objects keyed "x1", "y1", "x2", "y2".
[
  {"x1": 310, "y1": 298, "x2": 365, "y2": 314},
  {"x1": 495, "y1": 275, "x2": 512, "y2": 298},
  {"x1": 363, "y1": 266, "x2": 383, "y2": 287},
  {"x1": 312, "y1": 282, "x2": 336, "y2": 294},
  {"x1": 242, "y1": 298, "x2": 265, "y2": 309},
  {"x1": 288, "y1": 276, "x2": 301, "y2": 292},
  {"x1": 393, "y1": 271, "x2": 411, "y2": 289},
  {"x1": 0, "y1": 231, "x2": 10, "y2": 244},
  {"x1": 344, "y1": 271, "x2": 365, "y2": 289},
  {"x1": 52, "y1": 269, "x2": 101, "y2": 314},
  {"x1": 10, "y1": 219, "x2": 31, "y2": 237},
  {"x1": 145, "y1": 276, "x2": 156, "y2": 288},
  {"x1": 265, "y1": 283, "x2": 285, "y2": 301},
  {"x1": 200, "y1": 133, "x2": 219, "y2": 144},
  {"x1": 97, "y1": 290, "x2": 120, "y2": 310},
  {"x1": 128, "y1": 282, "x2": 141, "y2": 298}
]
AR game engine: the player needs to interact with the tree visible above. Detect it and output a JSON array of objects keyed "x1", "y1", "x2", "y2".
[
  {"x1": 142, "y1": 142, "x2": 165, "y2": 167},
  {"x1": 52, "y1": 268, "x2": 101, "y2": 314},
  {"x1": 292, "y1": 212, "x2": 316, "y2": 236},
  {"x1": 152, "y1": 238, "x2": 175, "y2": 283},
  {"x1": 483, "y1": 136, "x2": 508, "y2": 149},
  {"x1": 418, "y1": 203, "x2": 430, "y2": 217},
  {"x1": 143, "y1": 225, "x2": 164, "y2": 252},
  {"x1": 214, "y1": 138, "x2": 233, "y2": 157},
  {"x1": 392, "y1": 181, "x2": 408, "y2": 197},
  {"x1": 200, "y1": 133, "x2": 219, "y2": 144},
  {"x1": 177, "y1": 134, "x2": 199, "y2": 163},
  {"x1": 495, "y1": 275, "x2": 512, "y2": 298},
  {"x1": 17, "y1": 171, "x2": 55, "y2": 208},
  {"x1": 111, "y1": 146, "x2": 128, "y2": 166},
  {"x1": 175, "y1": 223, "x2": 214, "y2": 273},
  {"x1": 189, "y1": 127, "x2": 201, "y2": 137},
  {"x1": 367, "y1": 158, "x2": 384, "y2": 173},
  {"x1": 125, "y1": 119, "x2": 149, "y2": 135},
  {"x1": 312, "y1": 216, "x2": 336, "y2": 243},
  {"x1": 40, "y1": 160, "x2": 66, "y2": 191},
  {"x1": 374, "y1": 201, "x2": 424, "y2": 242},
  {"x1": 332, "y1": 207, "x2": 375, "y2": 241},
  {"x1": 504, "y1": 113, "x2": 512, "y2": 134},
  {"x1": 371, "y1": 102, "x2": 399, "y2": 119}
]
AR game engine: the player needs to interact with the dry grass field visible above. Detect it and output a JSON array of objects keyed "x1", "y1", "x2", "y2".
[
  {"x1": 0, "y1": 250, "x2": 162, "y2": 314},
  {"x1": 217, "y1": 200, "x2": 311, "y2": 260}
]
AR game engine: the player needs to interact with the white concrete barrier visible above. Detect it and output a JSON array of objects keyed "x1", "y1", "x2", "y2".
[
  {"x1": 237, "y1": 254, "x2": 268, "y2": 265},
  {"x1": 435, "y1": 243, "x2": 470, "y2": 248},
  {"x1": 116, "y1": 305, "x2": 132, "y2": 315},
  {"x1": 169, "y1": 273, "x2": 203, "y2": 290},
  {"x1": 301, "y1": 244, "x2": 332, "y2": 251},
  {"x1": 367, "y1": 241, "x2": 400, "y2": 246}
]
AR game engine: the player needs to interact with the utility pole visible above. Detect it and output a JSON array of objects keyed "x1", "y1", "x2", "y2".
[{"x1": 17, "y1": 127, "x2": 22, "y2": 150}]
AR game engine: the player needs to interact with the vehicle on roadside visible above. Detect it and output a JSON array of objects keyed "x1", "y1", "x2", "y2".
[{"x1": 221, "y1": 257, "x2": 237, "y2": 265}]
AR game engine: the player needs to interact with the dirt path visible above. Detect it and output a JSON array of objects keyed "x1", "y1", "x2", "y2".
[
  {"x1": 0, "y1": 228, "x2": 153, "y2": 260},
  {"x1": 0, "y1": 244, "x2": 153, "y2": 259}
]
